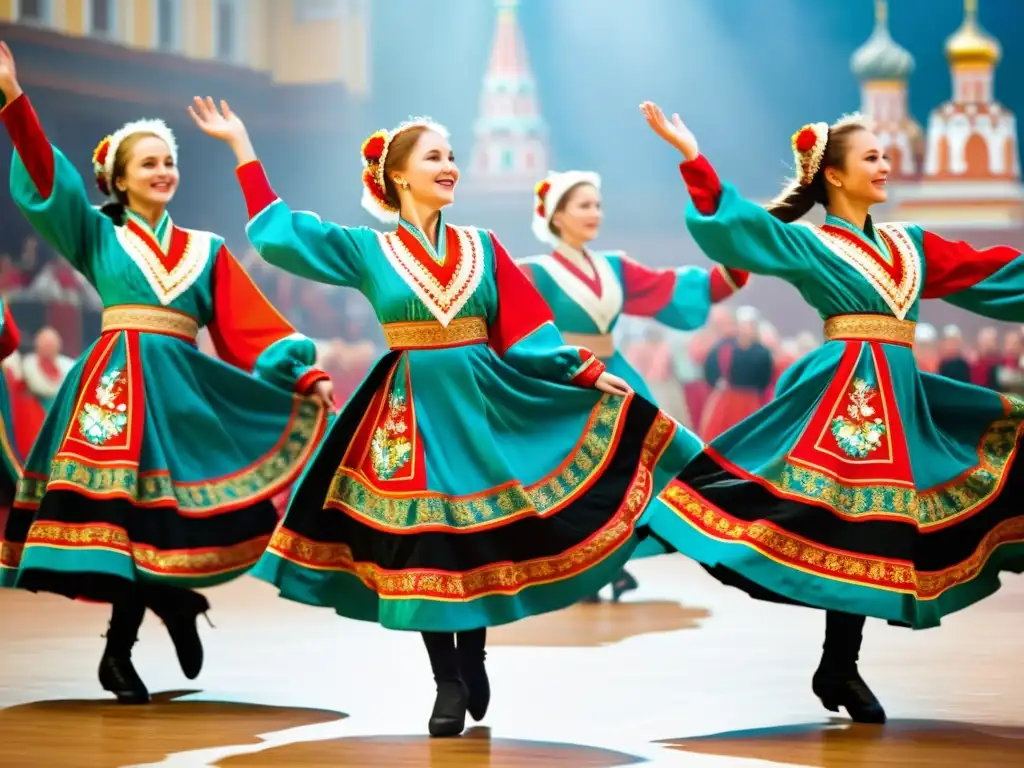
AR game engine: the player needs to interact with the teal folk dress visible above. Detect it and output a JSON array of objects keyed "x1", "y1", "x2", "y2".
[
  {"x1": 518, "y1": 246, "x2": 748, "y2": 558},
  {"x1": 0, "y1": 299, "x2": 25, "y2": 503},
  {"x1": 652, "y1": 154, "x2": 1024, "y2": 630},
  {"x1": 235, "y1": 160, "x2": 692, "y2": 632},
  {"x1": 0, "y1": 94, "x2": 329, "y2": 602}
]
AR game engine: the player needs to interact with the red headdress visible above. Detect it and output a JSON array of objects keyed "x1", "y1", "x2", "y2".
[
  {"x1": 359, "y1": 118, "x2": 450, "y2": 223},
  {"x1": 790, "y1": 122, "x2": 829, "y2": 187},
  {"x1": 91, "y1": 118, "x2": 178, "y2": 198}
]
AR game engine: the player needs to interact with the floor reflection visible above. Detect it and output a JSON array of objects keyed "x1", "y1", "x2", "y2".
[
  {"x1": 0, "y1": 689, "x2": 346, "y2": 768},
  {"x1": 660, "y1": 718, "x2": 1024, "y2": 766}
]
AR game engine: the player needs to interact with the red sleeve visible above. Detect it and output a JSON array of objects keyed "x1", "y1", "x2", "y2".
[
  {"x1": 236, "y1": 160, "x2": 279, "y2": 220},
  {"x1": 207, "y1": 245, "x2": 329, "y2": 393},
  {"x1": 488, "y1": 232, "x2": 557, "y2": 356},
  {"x1": 0, "y1": 93, "x2": 55, "y2": 198},
  {"x1": 569, "y1": 352, "x2": 606, "y2": 388},
  {"x1": 709, "y1": 264, "x2": 750, "y2": 302},
  {"x1": 0, "y1": 304, "x2": 21, "y2": 360},
  {"x1": 679, "y1": 155, "x2": 723, "y2": 216},
  {"x1": 619, "y1": 255, "x2": 677, "y2": 315},
  {"x1": 920, "y1": 230, "x2": 1022, "y2": 299}
]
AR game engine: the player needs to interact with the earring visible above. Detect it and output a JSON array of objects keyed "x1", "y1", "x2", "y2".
[{"x1": 400, "y1": 181, "x2": 410, "y2": 190}]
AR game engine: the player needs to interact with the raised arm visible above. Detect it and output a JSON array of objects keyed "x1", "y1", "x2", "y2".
[
  {"x1": 611, "y1": 252, "x2": 749, "y2": 331},
  {"x1": 190, "y1": 96, "x2": 370, "y2": 288},
  {"x1": 488, "y1": 232, "x2": 608, "y2": 388},
  {"x1": 0, "y1": 45, "x2": 103, "y2": 277},
  {"x1": 918, "y1": 226, "x2": 1024, "y2": 322},
  {"x1": 207, "y1": 243, "x2": 331, "y2": 396},
  {"x1": 0, "y1": 299, "x2": 21, "y2": 361},
  {"x1": 641, "y1": 101, "x2": 815, "y2": 281}
]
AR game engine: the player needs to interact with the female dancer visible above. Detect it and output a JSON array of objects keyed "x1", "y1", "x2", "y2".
[
  {"x1": 0, "y1": 43, "x2": 332, "y2": 704},
  {"x1": 641, "y1": 100, "x2": 1024, "y2": 725},
  {"x1": 521, "y1": 170, "x2": 749, "y2": 600},
  {"x1": 0, "y1": 298, "x2": 25, "y2": 504},
  {"x1": 190, "y1": 96, "x2": 691, "y2": 737}
]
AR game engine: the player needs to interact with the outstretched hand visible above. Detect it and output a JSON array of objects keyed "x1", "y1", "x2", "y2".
[
  {"x1": 640, "y1": 101, "x2": 699, "y2": 161},
  {"x1": 188, "y1": 96, "x2": 248, "y2": 144},
  {"x1": 0, "y1": 41, "x2": 22, "y2": 102}
]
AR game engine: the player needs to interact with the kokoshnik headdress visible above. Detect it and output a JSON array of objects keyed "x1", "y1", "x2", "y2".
[
  {"x1": 789, "y1": 113, "x2": 873, "y2": 187},
  {"x1": 359, "y1": 118, "x2": 450, "y2": 224},
  {"x1": 530, "y1": 170, "x2": 602, "y2": 247},
  {"x1": 91, "y1": 119, "x2": 178, "y2": 197}
]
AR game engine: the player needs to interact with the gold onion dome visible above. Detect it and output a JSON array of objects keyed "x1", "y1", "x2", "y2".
[{"x1": 945, "y1": 0, "x2": 1001, "y2": 66}]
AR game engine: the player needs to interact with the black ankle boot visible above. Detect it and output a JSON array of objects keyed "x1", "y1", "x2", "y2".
[
  {"x1": 458, "y1": 647, "x2": 489, "y2": 724},
  {"x1": 610, "y1": 569, "x2": 638, "y2": 603},
  {"x1": 579, "y1": 593, "x2": 602, "y2": 604},
  {"x1": 814, "y1": 611, "x2": 886, "y2": 724},
  {"x1": 421, "y1": 631, "x2": 469, "y2": 737},
  {"x1": 145, "y1": 586, "x2": 210, "y2": 680},
  {"x1": 429, "y1": 678, "x2": 470, "y2": 737},
  {"x1": 99, "y1": 596, "x2": 149, "y2": 705},
  {"x1": 812, "y1": 665, "x2": 886, "y2": 724},
  {"x1": 98, "y1": 652, "x2": 150, "y2": 705}
]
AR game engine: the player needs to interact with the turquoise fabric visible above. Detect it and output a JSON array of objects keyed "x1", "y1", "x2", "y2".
[
  {"x1": 1, "y1": 142, "x2": 326, "y2": 588},
  {"x1": 521, "y1": 250, "x2": 717, "y2": 561},
  {"x1": 645, "y1": 176, "x2": 1024, "y2": 628},
  {"x1": 245, "y1": 201, "x2": 693, "y2": 630}
]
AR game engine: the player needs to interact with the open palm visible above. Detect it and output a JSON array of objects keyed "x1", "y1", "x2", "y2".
[
  {"x1": 188, "y1": 96, "x2": 247, "y2": 143},
  {"x1": 640, "y1": 101, "x2": 699, "y2": 161},
  {"x1": 0, "y1": 41, "x2": 20, "y2": 97}
]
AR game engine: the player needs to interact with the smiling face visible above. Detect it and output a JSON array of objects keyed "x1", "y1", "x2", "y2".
[
  {"x1": 113, "y1": 133, "x2": 179, "y2": 211},
  {"x1": 551, "y1": 183, "x2": 602, "y2": 246},
  {"x1": 389, "y1": 128, "x2": 459, "y2": 212},
  {"x1": 822, "y1": 128, "x2": 890, "y2": 206}
]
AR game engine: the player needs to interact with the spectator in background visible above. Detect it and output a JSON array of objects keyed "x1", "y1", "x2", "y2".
[
  {"x1": 937, "y1": 325, "x2": 971, "y2": 383},
  {"x1": 971, "y1": 326, "x2": 1002, "y2": 388},
  {"x1": 21, "y1": 326, "x2": 73, "y2": 412},
  {"x1": 913, "y1": 322, "x2": 938, "y2": 373},
  {"x1": 995, "y1": 330, "x2": 1024, "y2": 396}
]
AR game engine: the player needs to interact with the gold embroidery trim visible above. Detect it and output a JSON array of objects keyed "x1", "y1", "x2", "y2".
[
  {"x1": 562, "y1": 332, "x2": 615, "y2": 358},
  {"x1": 14, "y1": 399, "x2": 326, "y2": 514},
  {"x1": 1, "y1": 523, "x2": 270, "y2": 577},
  {"x1": 102, "y1": 304, "x2": 200, "y2": 341},
  {"x1": 824, "y1": 314, "x2": 916, "y2": 347},
  {"x1": 661, "y1": 482, "x2": 1024, "y2": 600},
  {"x1": 265, "y1": 411, "x2": 678, "y2": 600},
  {"x1": 382, "y1": 316, "x2": 488, "y2": 350}
]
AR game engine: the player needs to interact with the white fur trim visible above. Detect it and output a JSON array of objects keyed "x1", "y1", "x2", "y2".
[
  {"x1": 99, "y1": 118, "x2": 178, "y2": 198},
  {"x1": 360, "y1": 184, "x2": 400, "y2": 224},
  {"x1": 531, "y1": 170, "x2": 602, "y2": 247}
]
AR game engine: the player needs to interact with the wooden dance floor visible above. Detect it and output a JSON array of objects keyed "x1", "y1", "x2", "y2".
[{"x1": 1, "y1": 556, "x2": 1022, "y2": 767}]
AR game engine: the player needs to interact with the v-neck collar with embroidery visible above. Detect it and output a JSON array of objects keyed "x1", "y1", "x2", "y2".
[
  {"x1": 378, "y1": 213, "x2": 484, "y2": 327},
  {"x1": 552, "y1": 241, "x2": 602, "y2": 297},
  {"x1": 799, "y1": 213, "x2": 920, "y2": 320},
  {"x1": 115, "y1": 208, "x2": 210, "y2": 305}
]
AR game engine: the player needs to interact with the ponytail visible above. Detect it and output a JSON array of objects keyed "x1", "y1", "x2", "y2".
[
  {"x1": 99, "y1": 201, "x2": 127, "y2": 225},
  {"x1": 763, "y1": 175, "x2": 827, "y2": 224}
]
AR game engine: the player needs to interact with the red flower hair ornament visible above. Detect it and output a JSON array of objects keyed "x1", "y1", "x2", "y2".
[
  {"x1": 91, "y1": 118, "x2": 178, "y2": 198},
  {"x1": 790, "y1": 122, "x2": 829, "y2": 187},
  {"x1": 530, "y1": 170, "x2": 601, "y2": 247},
  {"x1": 359, "y1": 118, "x2": 450, "y2": 224}
]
